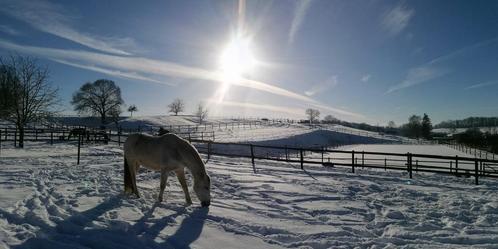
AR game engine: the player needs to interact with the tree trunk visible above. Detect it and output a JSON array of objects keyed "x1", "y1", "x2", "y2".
[
  {"x1": 101, "y1": 114, "x2": 106, "y2": 125},
  {"x1": 18, "y1": 125, "x2": 24, "y2": 148}
]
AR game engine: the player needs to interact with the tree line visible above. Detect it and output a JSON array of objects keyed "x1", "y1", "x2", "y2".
[
  {"x1": 453, "y1": 128, "x2": 498, "y2": 154},
  {"x1": 435, "y1": 117, "x2": 498, "y2": 129},
  {"x1": 0, "y1": 55, "x2": 210, "y2": 147}
]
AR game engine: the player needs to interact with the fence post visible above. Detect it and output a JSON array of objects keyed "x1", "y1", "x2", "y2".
[
  {"x1": 50, "y1": 131, "x2": 53, "y2": 145},
  {"x1": 77, "y1": 134, "x2": 81, "y2": 165},
  {"x1": 321, "y1": 146, "x2": 324, "y2": 164},
  {"x1": 455, "y1": 155, "x2": 459, "y2": 176},
  {"x1": 475, "y1": 160, "x2": 479, "y2": 185},
  {"x1": 408, "y1": 153, "x2": 412, "y2": 179},
  {"x1": 285, "y1": 146, "x2": 288, "y2": 161},
  {"x1": 362, "y1": 151, "x2": 364, "y2": 167},
  {"x1": 14, "y1": 128, "x2": 17, "y2": 147},
  {"x1": 384, "y1": 158, "x2": 387, "y2": 171},
  {"x1": 300, "y1": 148, "x2": 304, "y2": 170},
  {"x1": 250, "y1": 144, "x2": 255, "y2": 173},
  {"x1": 118, "y1": 130, "x2": 121, "y2": 146},
  {"x1": 207, "y1": 141, "x2": 211, "y2": 161},
  {"x1": 450, "y1": 161, "x2": 453, "y2": 173},
  {"x1": 351, "y1": 150, "x2": 355, "y2": 173},
  {"x1": 480, "y1": 161, "x2": 484, "y2": 176},
  {"x1": 0, "y1": 130, "x2": 2, "y2": 156}
]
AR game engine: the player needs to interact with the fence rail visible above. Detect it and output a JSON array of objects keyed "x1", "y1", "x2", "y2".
[
  {"x1": 188, "y1": 139, "x2": 498, "y2": 185},
  {"x1": 2, "y1": 124, "x2": 498, "y2": 185},
  {"x1": 441, "y1": 141, "x2": 497, "y2": 161}
]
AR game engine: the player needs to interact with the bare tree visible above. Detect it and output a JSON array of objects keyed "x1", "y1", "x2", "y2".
[
  {"x1": 128, "y1": 105, "x2": 138, "y2": 117},
  {"x1": 387, "y1": 121, "x2": 396, "y2": 129},
  {"x1": 195, "y1": 102, "x2": 208, "y2": 124},
  {"x1": 71, "y1": 79, "x2": 124, "y2": 125},
  {"x1": 168, "y1": 98, "x2": 185, "y2": 116},
  {"x1": 0, "y1": 65, "x2": 18, "y2": 118},
  {"x1": 0, "y1": 55, "x2": 59, "y2": 148},
  {"x1": 323, "y1": 114, "x2": 338, "y2": 124},
  {"x1": 305, "y1": 108, "x2": 320, "y2": 126}
]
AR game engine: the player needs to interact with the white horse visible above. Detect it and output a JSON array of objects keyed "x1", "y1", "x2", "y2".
[{"x1": 123, "y1": 133, "x2": 211, "y2": 207}]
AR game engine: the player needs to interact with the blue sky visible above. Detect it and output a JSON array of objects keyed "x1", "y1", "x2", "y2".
[{"x1": 0, "y1": 0, "x2": 497, "y2": 125}]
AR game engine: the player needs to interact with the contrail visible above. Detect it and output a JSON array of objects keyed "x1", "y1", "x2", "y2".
[{"x1": 0, "y1": 39, "x2": 313, "y2": 102}]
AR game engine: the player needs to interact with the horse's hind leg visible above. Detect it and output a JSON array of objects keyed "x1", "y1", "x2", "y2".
[
  {"x1": 131, "y1": 162, "x2": 141, "y2": 198},
  {"x1": 158, "y1": 168, "x2": 168, "y2": 202},
  {"x1": 176, "y1": 168, "x2": 192, "y2": 206}
]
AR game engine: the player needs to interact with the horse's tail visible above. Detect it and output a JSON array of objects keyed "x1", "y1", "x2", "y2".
[{"x1": 124, "y1": 156, "x2": 134, "y2": 194}]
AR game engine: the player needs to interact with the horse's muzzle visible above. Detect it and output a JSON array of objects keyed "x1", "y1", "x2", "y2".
[{"x1": 201, "y1": 201, "x2": 210, "y2": 207}]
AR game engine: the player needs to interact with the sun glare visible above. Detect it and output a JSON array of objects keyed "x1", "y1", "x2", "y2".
[
  {"x1": 219, "y1": 36, "x2": 256, "y2": 82},
  {"x1": 214, "y1": 36, "x2": 257, "y2": 102}
]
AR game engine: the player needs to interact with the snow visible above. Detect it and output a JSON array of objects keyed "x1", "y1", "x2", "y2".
[
  {"x1": 341, "y1": 144, "x2": 471, "y2": 157},
  {"x1": 433, "y1": 127, "x2": 498, "y2": 135},
  {"x1": 1, "y1": 125, "x2": 498, "y2": 248}
]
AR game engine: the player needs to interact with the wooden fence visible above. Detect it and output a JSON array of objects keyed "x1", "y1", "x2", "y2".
[
  {"x1": 442, "y1": 141, "x2": 497, "y2": 161},
  {"x1": 2, "y1": 123, "x2": 498, "y2": 186},
  {"x1": 189, "y1": 140, "x2": 498, "y2": 185}
]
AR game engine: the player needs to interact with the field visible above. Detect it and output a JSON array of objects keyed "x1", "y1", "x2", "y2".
[{"x1": 1, "y1": 120, "x2": 498, "y2": 248}]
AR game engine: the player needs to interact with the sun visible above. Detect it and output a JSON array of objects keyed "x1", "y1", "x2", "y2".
[
  {"x1": 219, "y1": 36, "x2": 256, "y2": 82},
  {"x1": 214, "y1": 36, "x2": 257, "y2": 102}
]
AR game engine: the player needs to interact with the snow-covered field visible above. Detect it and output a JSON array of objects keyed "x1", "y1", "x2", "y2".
[
  {"x1": 1, "y1": 140, "x2": 498, "y2": 248},
  {"x1": 433, "y1": 127, "x2": 498, "y2": 135}
]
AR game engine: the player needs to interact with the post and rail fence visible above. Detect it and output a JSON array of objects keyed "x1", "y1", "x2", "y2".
[{"x1": 1, "y1": 123, "x2": 498, "y2": 185}]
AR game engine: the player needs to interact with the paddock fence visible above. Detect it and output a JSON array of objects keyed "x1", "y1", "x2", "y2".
[
  {"x1": 188, "y1": 139, "x2": 498, "y2": 185},
  {"x1": 2, "y1": 124, "x2": 498, "y2": 185}
]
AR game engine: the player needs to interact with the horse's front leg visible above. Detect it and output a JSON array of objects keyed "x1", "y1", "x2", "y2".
[
  {"x1": 158, "y1": 168, "x2": 168, "y2": 202},
  {"x1": 176, "y1": 167, "x2": 192, "y2": 206}
]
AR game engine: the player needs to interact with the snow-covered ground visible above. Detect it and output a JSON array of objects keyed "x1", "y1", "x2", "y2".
[
  {"x1": 433, "y1": 127, "x2": 498, "y2": 135},
  {"x1": 1, "y1": 141, "x2": 498, "y2": 248},
  {"x1": 341, "y1": 144, "x2": 471, "y2": 157}
]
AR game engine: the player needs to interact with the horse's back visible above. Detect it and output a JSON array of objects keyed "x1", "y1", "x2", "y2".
[{"x1": 124, "y1": 133, "x2": 194, "y2": 169}]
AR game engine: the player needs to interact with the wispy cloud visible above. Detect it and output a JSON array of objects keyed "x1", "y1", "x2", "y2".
[
  {"x1": 0, "y1": 39, "x2": 314, "y2": 103},
  {"x1": 288, "y1": 0, "x2": 313, "y2": 44},
  {"x1": 381, "y1": 2, "x2": 414, "y2": 36},
  {"x1": 361, "y1": 74, "x2": 371, "y2": 82},
  {"x1": 387, "y1": 37, "x2": 498, "y2": 93},
  {"x1": 465, "y1": 80, "x2": 498, "y2": 90},
  {"x1": 427, "y1": 37, "x2": 498, "y2": 65},
  {"x1": 52, "y1": 59, "x2": 172, "y2": 86},
  {"x1": 0, "y1": 24, "x2": 21, "y2": 36},
  {"x1": 206, "y1": 99, "x2": 304, "y2": 116},
  {"x1": 387, "y1": 66, "x2": 448, "y2": 93},
  {"x1": 0, "y1": 0, "x2": 135, "y2": 55},
  {"x1": 305, "y1": 75, "x2": 338, "y2": 96},
  {"x1": 310, "y1": 103, "x2": 364, "y2": 119}
]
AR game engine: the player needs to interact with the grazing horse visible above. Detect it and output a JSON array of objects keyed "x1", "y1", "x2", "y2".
[{"x1": 123, "y1": 133, "x2": 211, "y2": 207}]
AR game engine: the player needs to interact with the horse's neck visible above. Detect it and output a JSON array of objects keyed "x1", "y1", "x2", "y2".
[{"x1": 185, "y1": 157, "x2": 207, "y2": 180}]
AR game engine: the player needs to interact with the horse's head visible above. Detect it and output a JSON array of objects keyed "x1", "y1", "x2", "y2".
[{"x1": 194, "y1": 174, "x2": 211, "y2": 207}]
